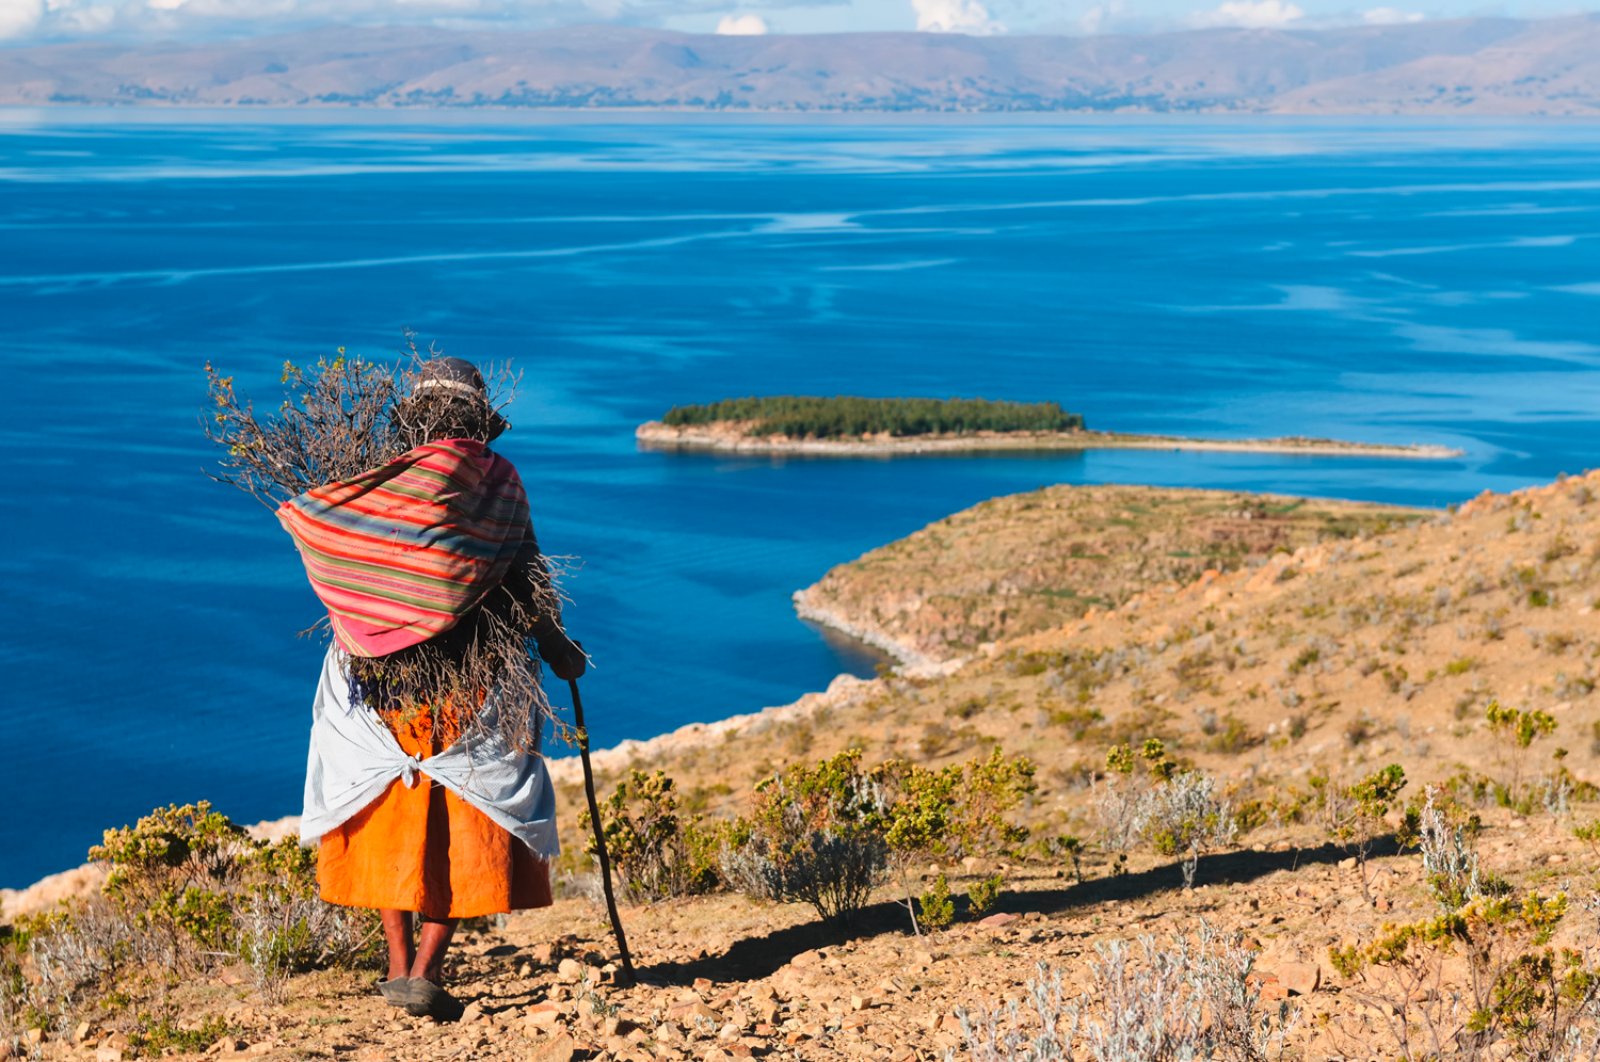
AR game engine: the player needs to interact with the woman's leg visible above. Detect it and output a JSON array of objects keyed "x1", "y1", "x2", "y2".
[
  {"x1": 412, "y1": 917, "x2": 458, "y2": 985},
  {"x1": 380, "y1": 909, "x2": 414, "y2": 981}
]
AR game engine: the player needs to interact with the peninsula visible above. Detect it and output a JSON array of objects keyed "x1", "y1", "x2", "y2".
[{"x1": 637, "y1": 396, "x2": 1462, "y2": 460}]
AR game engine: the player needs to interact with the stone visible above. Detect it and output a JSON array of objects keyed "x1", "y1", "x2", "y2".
[
  {"x1": 850, "y1": 995, "x2": 874, "y2": 1011},
  {"x1": 1279, "y1": 962, "x2": 1322, "y2": 996},
  {"x1": 73, "y1": 1020, "x2": 93, "y2": 1043},
  {"x1": 23, "y1": 1030, "x2": 43, "y2": 1046},
  {"x1": 528, "y1": 1032, "x2": 577, "y2": 1062},
  {"x1": 93, "y1": 1049, "x2": 125, "y2": 1062},
  {"x1": 1256, "y1": 975, "x2": 1288, "y2": 1002},
  {"x1": 458, "y1": 1000, "x2": 484, "y2": 1025},
  {"x1": 977, "y1": 913, "x2": 1019, "y2": 929},
  {"x1": 530, "y1": 943, "x2": 559, "y2": 965},
  {"x1": 527, "y1": 1001, "x2": 566, "y2": 1030},
  {"x1": 557, "y1": 958, "x2": 586, "y2": 983},
  {"x1": 667, "y1": 1001, "x2": 718, "y2": 1024}
]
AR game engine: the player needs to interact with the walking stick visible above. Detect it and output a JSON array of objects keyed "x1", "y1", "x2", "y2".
[{"x1": 567, "y1": 677, "x2": 637, "y2": 987}]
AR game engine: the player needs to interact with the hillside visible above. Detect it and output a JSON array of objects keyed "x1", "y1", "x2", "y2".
[
  {"x1": 11, "y1": 470, "x2": 1600, "y2": 1059},
  {"x1": 795, "y1": 484, "x2": 1421, "y2": 666},
  {"x1": 2, "y1": 16, "x2": 1599, "y2": 113}
]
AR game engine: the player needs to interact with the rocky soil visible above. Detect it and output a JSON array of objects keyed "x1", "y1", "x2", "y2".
[{"x1": 17, "y1": 805, "x2": 1599, "y2": 1061}]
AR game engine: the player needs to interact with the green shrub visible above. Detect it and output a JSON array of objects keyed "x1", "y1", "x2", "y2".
[
  {"x1": 129, "y1": 1012, "x2": 231, "y2": 1056},
  {"x1": 966, "y1": 874, "x2": 1004, "y2": 916},
  {"x1": 874, "y1": 748, "x2": 1035, "y2": 931},
  {"x1": 720, "y1": 747, "x2": 1035, "y2": 930},
  {"x1": 918, "y1": 874, "x2": 956, "y2": 930},
  {"x1": 1485, "y1": 699, "x2": 1560, "y2": 806},
  {"x1": 1330, "y1": 890, "x2": 1598, "y2": 1058},
  {"x1": 720, "y1": 750, "x2": 889, "y2": 923},
  {"x1": 1324, "y1": 765, "x2": 1407, "y2": 899},
  {"x1": 586, "y1": 770, "x2": 720, "y2": 903},
  {"x1": 1205, "y1": 713, "x2": 1260, "y2": 754},
  {"x1": 3, "y1": 802, "x2": 380, "y2": 1040}
]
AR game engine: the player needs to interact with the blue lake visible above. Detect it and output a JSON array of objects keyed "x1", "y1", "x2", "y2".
[{"x1": 3, "y1": 110, "x2": 1599, "y2": 886}]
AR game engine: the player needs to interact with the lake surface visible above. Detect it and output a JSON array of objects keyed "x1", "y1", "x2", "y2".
[{"x1": 3, "y1": 111, "x2": 1599, "y2": 886}]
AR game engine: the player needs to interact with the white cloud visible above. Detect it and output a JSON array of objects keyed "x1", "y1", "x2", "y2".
[
  {"x1": 912, "y1": 0, "x2": 1002, "y2": 33},
  {"x1": 1078, "y1": 0, "x2": 1122, "y2": 33},
  {"x1": 1362, "y1": 5, "x2": 1423, "y2": 22},
  {"x1": 7, "y1": 0, "x2": 775, "y2": 40},
  {"x1": 714, "y1": 11, "x2": 766, "y2": 32},
  {"x1": 0, "y1": 0, "x2": 45, "y2": 38},
  {"x1": 1191, "y1": 0, "x2": 1303, "y2": 27}
]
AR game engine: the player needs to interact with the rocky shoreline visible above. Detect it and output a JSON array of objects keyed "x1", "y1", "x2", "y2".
[
  {"x1": 791, "y1": 587, "x2": 964, "y2": 677},
  {"x1": 636, "y1": 421, "x2": 1464, "y2": 460}
]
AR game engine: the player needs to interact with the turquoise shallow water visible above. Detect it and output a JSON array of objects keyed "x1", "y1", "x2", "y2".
[{"x1": 3, "y1": 111, "x2": 1600, "y2": 886}]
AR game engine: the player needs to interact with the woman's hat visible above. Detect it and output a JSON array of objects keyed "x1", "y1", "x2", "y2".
[{"x1": 406, "y1": 357, "x2": 510, "y2": 441}]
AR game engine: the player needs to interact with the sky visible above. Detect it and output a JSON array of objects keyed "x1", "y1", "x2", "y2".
[{"x1": 0, "y1": 0, "x2": 1588, "y2": 46}]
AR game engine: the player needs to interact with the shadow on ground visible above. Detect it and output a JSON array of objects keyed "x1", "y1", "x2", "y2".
[{"x1": 641, "y1": 838, "x2": 1403, "y2": 987}]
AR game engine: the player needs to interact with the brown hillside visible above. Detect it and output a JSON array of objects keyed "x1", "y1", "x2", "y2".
[
  {"x1": 795, "y1": 484, "x2": 1420, "y2": 665},
  {"x1": 13, "y1": 471, "x2": 1600, "y2": 1060}
]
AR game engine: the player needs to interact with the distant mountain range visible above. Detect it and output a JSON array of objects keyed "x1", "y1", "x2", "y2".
[{"x1": 2, "y1": 16, "x2": 1598, "y2": 114}]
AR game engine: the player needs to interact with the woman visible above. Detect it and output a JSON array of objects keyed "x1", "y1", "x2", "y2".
[{"x1": 283, "y1": 357, "x2": 585, "y2": 1019}]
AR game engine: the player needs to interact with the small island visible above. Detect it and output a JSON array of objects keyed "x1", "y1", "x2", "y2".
[{"x1": 637, "y1": 396, "x2": 1463, "y2": 460}]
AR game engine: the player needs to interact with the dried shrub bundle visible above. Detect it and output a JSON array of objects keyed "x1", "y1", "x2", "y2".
[
  {"x1": 203, "y1": 341, "x2": 569, "y2": 753},
  {"x1": 204, "y1": 352, "x2": 405, "y2": 509}
]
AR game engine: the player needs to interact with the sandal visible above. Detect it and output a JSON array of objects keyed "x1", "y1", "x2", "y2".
[
  {"x1": 377, "y1": 977, "x2": 412, "y2": 1007},
  {"x1": 403, "y1": 978, "x2": 465, "y2": 1021}
]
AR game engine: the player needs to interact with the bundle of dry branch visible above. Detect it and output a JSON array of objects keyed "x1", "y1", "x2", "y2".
[{"x1": 203, "y1": 342, "x2": 569, "y2": 753}]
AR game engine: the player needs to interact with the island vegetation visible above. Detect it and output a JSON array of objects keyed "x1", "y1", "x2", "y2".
[
  {"x1": 642, "y1": 395, "x2": 1461, "y2": 460},
  {"x1": 661, "y1": 396, "x2": 1085, "y2": 439}
]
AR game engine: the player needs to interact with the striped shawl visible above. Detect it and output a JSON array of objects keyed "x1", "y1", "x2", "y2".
[{"x1": 278, "y1": 438, "x2": 530, "y2": 658}]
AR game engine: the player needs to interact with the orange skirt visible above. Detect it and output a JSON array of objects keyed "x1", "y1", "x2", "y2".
[{"x1": 318, "y1": 701, "x2": 552, "y2": 919}]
